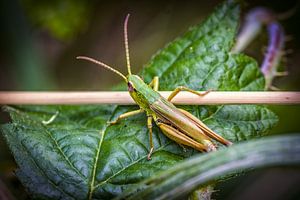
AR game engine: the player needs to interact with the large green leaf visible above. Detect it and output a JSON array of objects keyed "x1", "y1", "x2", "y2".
[{"x1": 1, "y1": 1, "x2": 278, "y2": 199}]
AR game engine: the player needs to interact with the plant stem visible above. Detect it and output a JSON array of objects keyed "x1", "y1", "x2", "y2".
[{"x1": 0, "y1": 91, "x2": 300, "y2": 105}]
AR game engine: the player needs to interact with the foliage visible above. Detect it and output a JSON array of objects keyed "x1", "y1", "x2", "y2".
[
  {"x1": 0, "y1": 1, "x2": 282, "y2": 199},
  {"x1": 21, "y1": 0, "x2": 91, "y2": 41}
]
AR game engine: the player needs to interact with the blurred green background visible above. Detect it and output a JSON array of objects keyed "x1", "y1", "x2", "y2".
[{"x1": 0, "y1": 0, "x2": 299, "y2": 199}]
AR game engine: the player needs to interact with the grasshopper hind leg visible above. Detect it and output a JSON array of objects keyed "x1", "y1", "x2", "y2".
[
  {"x1": 178, "y1": 108, "x2": 233, "y2": 146},
  {"x1": 167, "y1": 86, "x2": 210, "y2": 101},
  {"x1": 156, "y1": 121, "x2": 210, "y2": 152},
  {"x1": 148, "y1": 76, "x2": 159, "y2": 91}
]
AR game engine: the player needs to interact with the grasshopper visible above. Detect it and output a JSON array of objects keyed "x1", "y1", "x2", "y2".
[{"x1": 77, "y1": 14, "x2": 232, "y2": 160}]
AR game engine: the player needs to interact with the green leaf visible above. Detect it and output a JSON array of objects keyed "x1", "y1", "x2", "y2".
[
  {"x1": 1, "y1": 0, "x2": 278, "y2": 199},
  {"x1": 115, "y1": 134, "x2": 300, "y2": 200}
]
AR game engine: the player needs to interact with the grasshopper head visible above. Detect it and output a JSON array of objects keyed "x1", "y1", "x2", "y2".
[
  {"x1": 127, "y1": 80, "x2": 135, "y2": 93},
  {"x1": 127, "y1": 75, "x2": 144, "y2": 93}
]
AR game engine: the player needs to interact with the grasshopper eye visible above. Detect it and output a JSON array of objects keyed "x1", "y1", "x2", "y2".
[{"x1": 127, "y1": 82, "x2": 136, "y2": 92}]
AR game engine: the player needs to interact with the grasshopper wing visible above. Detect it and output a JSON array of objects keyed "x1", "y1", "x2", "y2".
[
  {"x1": 150, "y1": 98, "x2": 216, "y2": 147},
  {"x1": 178, "y1": 108, "x2": 233, "y2": 146}
]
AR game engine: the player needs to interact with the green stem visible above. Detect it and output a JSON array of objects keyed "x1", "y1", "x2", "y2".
[{"x1": 116, "y1": 134, "x2": 300, "y2": 200}]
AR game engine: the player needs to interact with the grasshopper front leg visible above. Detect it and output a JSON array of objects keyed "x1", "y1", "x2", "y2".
[
  {"x1": 168, "y1": 86, "x2": 210, "y2": 101},
  {"x1": 109, "y1": 109, "x2": 155, "y2": 160},
  {"x1": 146, "y1": 76, "x2": 158, "y2": 160},
  {"x1": 109, "y1": 109, "x2": 144, "y2": 124},
  {"x1": 147, "y1": 116, "x2": 154, "y2": 160}
]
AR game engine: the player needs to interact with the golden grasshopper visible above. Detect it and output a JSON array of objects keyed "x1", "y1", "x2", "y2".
[{"x1": 77, "y1": 14, "x2": 232, "y2": 160}]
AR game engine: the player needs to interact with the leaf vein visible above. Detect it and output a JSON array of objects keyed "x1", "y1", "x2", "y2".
[
  {"x1": 88, "y1": 106, "x2": 119, "y2": 200},
  {"x1": 43, "y1": 127, "x2": 86, "y2": 180},
  {"x1": 19, "y1": 135, "x2": 77, "y2": 199},
  {"x1": 88, "y1": 127, "x2": 106, "y2": 200},
  {"x1": 93, "y1": 142, "x2": 172, "y2": 189}
]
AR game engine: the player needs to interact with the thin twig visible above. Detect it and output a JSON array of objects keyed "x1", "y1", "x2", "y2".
[{"x1": 0, "y1": 91, "x2": 299, "y2": 105}]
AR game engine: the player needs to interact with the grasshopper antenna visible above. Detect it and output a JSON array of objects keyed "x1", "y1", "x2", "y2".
[
  {"x1": 124, "y1": 14, "x2": 132, "y2": 75},
  {"x1": 76, "y1": 56, "x2": 127, "y2": 81}
]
